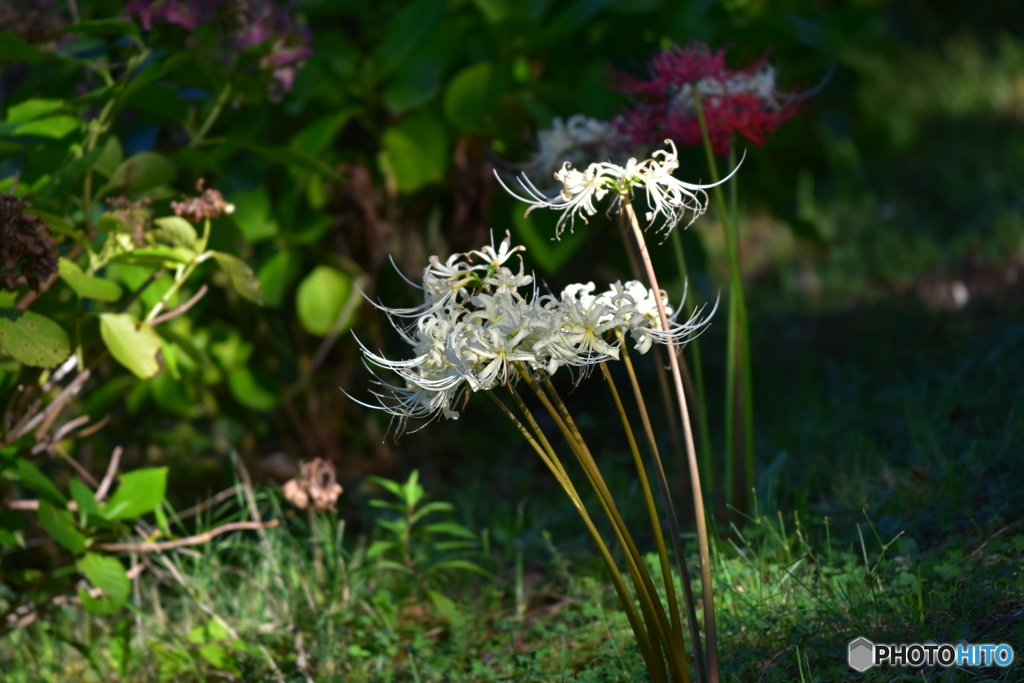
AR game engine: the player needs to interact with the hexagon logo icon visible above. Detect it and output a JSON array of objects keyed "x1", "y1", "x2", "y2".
[{"x1": 848, "y1": 637, "x2": 875, "y2": 672}]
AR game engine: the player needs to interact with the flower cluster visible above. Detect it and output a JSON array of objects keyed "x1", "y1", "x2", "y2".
[
  {"x1": 502, "y1": 140, "x2": 734, "y2": 238},
  {"x1": 618, "y1": 42, "x2": 800, "y2": 154},
  {"x1": 124, "y1": 0, "x2": 313, "y2": 98},
  {"x1": 524, "y1": 114, "x2": 631, "y2": 185},
  {"x1": 355, "y1": 233, "x2": 714, "y2": 434}
]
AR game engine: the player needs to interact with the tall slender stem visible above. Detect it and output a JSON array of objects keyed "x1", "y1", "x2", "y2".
[
  {"x1": 621, "y1": 196, "x2": 720, "y2": 683},
  {"x1": 617, "y1": 330, "x2": 706, "y2": 683}
]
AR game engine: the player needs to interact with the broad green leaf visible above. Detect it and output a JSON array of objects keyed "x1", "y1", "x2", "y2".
[
  {"x1": 92, "y1": 136, "x2": 124, "y2": 178},
  {"x1": 225, "y1": 140, "x2": 340, "y2": 179},
  {"x1": 472, "y1": 0, "x2": 511, "y2": 22},
  {"x1": 27, "y1": 209, "x2": 76, "y2": 237},
  {"x1": 99, "y1": 313, "x2": 164, "y2": 379},
  {"x1": 295, "y1": 265, "x2": 352, "y2": 336},
  {"x1": 380, "y1": 112, "x2": 448, "y2": 193},
  {"x1": 38, "y1": 499, "x2": 86, "y2": 553},
  {"x1": 256, "y1": 250, "x2": 293, "y2": 308},
  {"x1": 16, "y1": 458, "x2": 67, "y2": 503},
  {"x1": 59, "y1": 258, "x2": 123, "y2": 302},
  {"x1": 210, "y1": 252, "x2": 263, "y2": 305},
  {"x1": 77, "y1": 553, "x2": 130, "y2": 614},
  {"x1": 101, "y1": 152, "x2": 175, "y2": 197},
  {"x1": 444, "y1": 61, "x2": 505, "y2": 132},
  {"x1": 102, "y1": 467, "x2": 168, "y2": 520},
  {"x1": 188, "y1": 626, "x2": 207, "y2": 644},
  {"x1": 7, "y1": 99, "x2": 63, "y2": 123},
  {"x1": 13, "y1": 115, "x2": 80, "y2": 139},
  {"x1": 227, "y1": 366, "x2": 277, "y2": 412},
  {"x1": 511, "y1": 204, "x2": 586, "y2": 273},
  {"x1": 0, "y1": 32, "x2": 55, "y2": 64},
  {"x1": 227, "y1": 187, "x2": 277, "y2": 243},
  {"x1": 428, "y1": 589, "x2": 465, "y2": 625},
  {"x1": 206, "y1": 618, "x2": 230, "y2": 641},
  {"x1": 59, "y1": 19, "x2": 142, "y2": 45},
  {"x1": 374, "y1": 0, "x2": 449, "y2": 78},
  {"x1": 111, "y1": 246, "x2": 194, "y2": 269},
  {"x1": 0, "y1": 308, "x2": 71, "y2": 368},
  {"x1": 68, "y1": 477, "x2": 101, "y2": 525},
  {"x1": 153, "y1": 216, "x2": 197, "y2": 248},
  {"x1": 198, "y1": 644, "x2": 240, "y2": 676},
  {"x1": 289, "y1": 109, "x2": 357, "y2": 157},
  {"x1": 383, "y1": 55, "x2": 440, "y2": 114}
]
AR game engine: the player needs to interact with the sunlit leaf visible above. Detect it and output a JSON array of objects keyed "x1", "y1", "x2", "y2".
[
  {"x1": 0, "y1": 309, "x2": 71, "y2": 368},
  {"x1": 101, "y1": 467, "x2": 168, "y2": 520},
  {"x1": 99, "y1": 313, "x2": 164, "y2": 379},
  {"x1": 6, "y1": 98, "x2": 63, "y2": 123},
  {"x1": 295, "y1": 265, "x2": 352, "y2": 336},
  {"x1": 59, "y1": 258, "x2": 123, "y2": 302},
  {"x1": 38, "y1": 499, "x2": 86, "y2": 554},
  {"x1": 153, "y1": 216, "x2": 197, "y2": 249},
  {"x1": 380, "y1": 112, "x2": 448, "y2": 193}
]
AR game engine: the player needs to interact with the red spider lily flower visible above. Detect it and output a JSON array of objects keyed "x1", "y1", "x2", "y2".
[{"x1": 618, "y1": 42, "x2": 802, "y2": 155}]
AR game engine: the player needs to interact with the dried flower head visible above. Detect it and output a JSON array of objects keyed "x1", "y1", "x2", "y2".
[
  {"x1": 171, "y1": 179, "x2": 235, "y2": 222},
  {"x1": 282, "y1": 458, "x2": 344, "y2": 513},
  {"x1": 0, "y1": 193, "x2": 58, "y2": 292},
  {"x1": 106, "y1": 196, "x2": 153, "y2": 245}
]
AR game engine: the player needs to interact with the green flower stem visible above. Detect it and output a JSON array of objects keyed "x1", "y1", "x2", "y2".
[
  {"x1": 693, "y1": 96, "x2": 753, "y2": 513},
  {"x1": 190, "y1": 84, "x2": 232, "y2": 149},
  {"x1": 599, "y1": 362, "x2": 685, "y2": 653},
  {"x1": 621, "y1": 195, "x2": 720, "y2": 683},
  {"x1": 617, "y1": 330, "x2": 707, "y2": 683},
  {"x1": 487, "y1": 389, "x2": 665, "y2": 683},
  {"x1": 670, "y1": 230, "x2": 715, "y2": 497},
  {"x1": 531, "y1": 372, "x2": 689, "y2": 683},
  {"x1": 144, "y1": 251, "x2": 210, "y2": 323}
]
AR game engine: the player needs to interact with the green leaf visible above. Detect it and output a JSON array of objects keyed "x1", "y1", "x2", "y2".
[
  {"x1": 423, "y1": 521, "x2": 477, "y2": 539},
  {"x1": 0, "y1": 32, "x2": 55, "y2": 64},
  {"x1": 92, "y1": 136, "x2": 125, "y2": 178},
  {"x1": 206, "y1": 618, "x2": 230, "y2": 642},
  {"x1": 37, "y1": 499, "x2": 86, "y2": 553},
  {"x1": 6, "y1": 98, "x2": 63, "y2": 123},
  {"x1": 77, "y1": 553, "x2": 131, "y2": 614},
  {"x1": 59, "y1": 19, "x2": 142, "y2": 45},
  {"x1": 59, "y1": 258, "x2": 123, "y2": 302},
  {"x1": 256, "y1": 250, "x2": 293, "y2": 308},
  {"x1": 100, "y1": 152, "x2": 175, "y2": 197},
  {"x1": 99, "y1": 313, "x2": 164, "y2": 379},
  {"x1": 380, "y1": 112, "x2": 448, "y2": 193},
  {"x1": 28, "y1": 209, "x2": 77, "y2": 237},
  {"x1": 68, "y1": 477, "x2": 101, "y2": 525},
  {"x1": 111, "y1": 246, "x2": 194, "y2": 269},
  {"x1": 444, "y1": 61, "x2": 504, "y2": 133},
  {"x1": 227, "y1": 187, "x2": 278, "y2": 243},
  {"x1": 16, "y1": 458, "x2": 67, "y2": 504},
  {"x1": 198, "y1": 644, "x2": 240, "y2": 675},
  {"x1": 295, "y1": 265, "x2": 352, "y2": 336},
  {"x1": 153, "y1": 216, "x2": 197, "y2": 249},
  {"x1": 511, "y1": 204, "x2": 586, "y2": 273},
  {"x1": 225, "y1": 140, "x2": 341, "y2": 179},
  {"x1": 0, "y1": 308, "x2": 71, "y2": 368},
  {"x1": 227, "y1": 366, "x2": 277, "y2": 412},
  {"x1": 383, "y1": 55, "x2": 440, "y2": 114},
  {"x1": 210, "y1": 252, "x2": 263, "y2": 305},
  {"x1": 424, "y1": 559, "x2": 491, "y2": 577},
  {"x1": 101, "y1": 467, "x2": 168, "y2": 520},
  {"x1": 374, "y1": 0, "x2": 449, "y2": 78},
  {"x1": 472, "y1": 0, "x2": 511, "y2": 22},
  {"x1": 13, "y1": 115, "x2": 80, "y2": 139},
  {"x1": 289, "y1": 109, "x2": 357, "y2": 157}
]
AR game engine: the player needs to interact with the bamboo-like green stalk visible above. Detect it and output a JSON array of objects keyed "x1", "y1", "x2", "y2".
[
  {"x1": 616, "y1": 330, "x2": 707, "y2": 683},
  {"x1": 693, "y1": 97, "x2": 754, "y2": 513},
  {"x1": 485, "y1": 391, "x2": 665, "y2": 680},
  {"x1": 599, "y1": 363, "x2": 685, "y2": 648},
  {"x1": 620, "y1": 195, "x2": 720, "y2": 683}
]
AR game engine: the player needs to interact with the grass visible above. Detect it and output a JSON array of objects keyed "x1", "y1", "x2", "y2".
[{"x1": 3, "y1": 247, "x2": 1023, "y2": 683}]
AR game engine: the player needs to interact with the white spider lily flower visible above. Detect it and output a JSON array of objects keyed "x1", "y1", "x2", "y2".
[
  {"x1": 525, "y1": 114, "x2": 628, "y2": 182},
  {"x1": 498, "y1": 139, "x2": 741, "y2": 238},
  {"x1": 352, "y1": 239, "x2": 716, "y2": 436}
]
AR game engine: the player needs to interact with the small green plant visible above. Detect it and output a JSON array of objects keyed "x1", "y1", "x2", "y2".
[{"x1": 367, "y1": 470, "x2": 490, "y2": 596}]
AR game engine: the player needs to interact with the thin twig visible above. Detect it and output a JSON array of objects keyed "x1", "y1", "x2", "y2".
[
  {"x1": 30, "y1": 414, "x2": 90, "y2": 455},
  {"x1": 170, "y1": 485, "x2": 240, "y2": 522},
  {"x1": 9, "y1": 369, "x2": 90, "y2": 444},
  {"x1": 94, "y1": 520, "x2": 281, "y2": 552},
  {"x1": 96, "y1": 446, "x2": 123, "y2": 501},
  {"x1": 149, "y1": 284, "x2": 208, "y2": 326}
]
